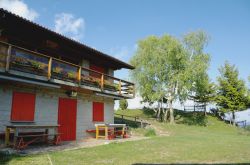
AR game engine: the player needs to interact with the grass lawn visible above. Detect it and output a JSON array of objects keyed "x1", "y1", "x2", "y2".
[{"x1": 1, "y1": 110, "x2": 250, "y2": 164}]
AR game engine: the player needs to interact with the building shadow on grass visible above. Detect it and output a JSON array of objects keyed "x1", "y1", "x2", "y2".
[
  {"x1": 114, "y1": 116, "x2": 140, "y2": 128},
  {"x1": 0, "y1": 153, "x2": 20, "y2": 165}
]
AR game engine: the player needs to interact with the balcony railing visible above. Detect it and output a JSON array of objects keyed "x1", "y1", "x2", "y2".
[{"x1": 0, "y1": 41, "x2": 135, "y2": 98}]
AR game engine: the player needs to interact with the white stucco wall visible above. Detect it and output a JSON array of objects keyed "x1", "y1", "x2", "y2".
[
  {"x1": 0, "y1": 88, "x2": 12, "y2": 132},
  {"x1": 0, "y1": 85, "x2": 114, "y2": 140},
  {"x1": 77, "y1": 98, "x2": 114, "y2": 139}
]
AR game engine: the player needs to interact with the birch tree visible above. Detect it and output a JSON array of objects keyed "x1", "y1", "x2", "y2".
[
  {"x1": 183, "y1": 31, "x2": 215, "y2": 114},
  {"x1": 130, "y1": 35, "x2": 190, "y2": 123}
]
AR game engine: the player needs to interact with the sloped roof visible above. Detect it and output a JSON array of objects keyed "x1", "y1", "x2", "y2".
[{"x1": 0, "y1": 8, "x2": 134, "y2": 70}]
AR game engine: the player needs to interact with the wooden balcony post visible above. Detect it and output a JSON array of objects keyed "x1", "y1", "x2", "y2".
[
  {"x1": 47, "y1": 57, "x2": 52, "y2": 79},
  {"x1": 101, "y1": 74, "x2": 104, "y2": 90},
  {"x1": 133, "y1": 84, "x2": 135, "y2": 98},
  {"x1": 119, "y1": 80, "x2": 122, "y2": 95},
  {"x1": 5, "y1": 45, "x2": 11, "y2": 71},
  {"x1": 78, "y1": 67, "x2": 81, "y2": 82}
]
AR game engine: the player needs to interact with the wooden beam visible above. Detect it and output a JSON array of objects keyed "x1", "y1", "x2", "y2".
[
  {"x1": 119, "y1": 80, "x2": 122, "y2": 95},
  {"x1": 47, "y1": 57, "x2": 52, "y2": 79},
  {"x1": 101, "y1": 74, "x2": 104, "y2": 90},
  {"x1": 78, "y1": 67, "x2": 81, "y2": 82},
  {"x1": 5, "y1": 45, "x2": 11, "y2": 71},
  {"x1": 133, "y1": 84, "x2": 135, "y2": 98}
]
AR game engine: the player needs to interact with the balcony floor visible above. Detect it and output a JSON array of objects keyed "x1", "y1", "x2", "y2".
[{"x1": 0, "y1": 69, "x2": 133, "y2": 99}]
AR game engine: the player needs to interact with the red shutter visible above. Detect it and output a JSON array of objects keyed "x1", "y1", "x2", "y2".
[
  {"x1": 93, "y1": 102, "x2": 104, "y2": 122},
  {"x1": 90, "y1": 64, "x2": 105, "y2": 79},
  {"x1": 11, "y1": 92, "x2": 36, "y2": 121},
  {"x1": 90, "y1": 65, "x2": 105, "y2": 73}
]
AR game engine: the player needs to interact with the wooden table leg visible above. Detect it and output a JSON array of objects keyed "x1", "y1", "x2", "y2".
[
  {"x1": 105, "y1": 126, "x2": 108, "y2": 140},
  {"x1": 96, "y1": 126, "x2": 99, "y2": 139},
  {"x1": 5, "y1": 127, "x2": 10, "y2": 146},
  {"x1": 45, "y1": 128, "x2": 49, "y2": 143},
  {"x1": 13, "y1": 128, "x2": 18, "y2": 147},
  {"x1": 122, "y1": 126, "x2": 125, "y2": 138}
]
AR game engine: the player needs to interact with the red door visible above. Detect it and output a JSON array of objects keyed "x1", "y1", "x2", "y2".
[{"x1": 58, "y1": 98, "x2": 77, "y2": 141}]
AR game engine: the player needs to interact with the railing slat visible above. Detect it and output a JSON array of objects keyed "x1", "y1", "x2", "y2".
[
  {"x1": 119, "y1": 80, "x2": 122, "y2": 95},
  {"x1": 5, "y1": 45, "x2": 11, "y2": 71},
  {"x1": 101, "y1": 74, "x2": 104, "y2": 90},
  {"x1": 48, "y1": 57, "x2": 52, "y2": 79},
  {"x1": 78, "y1": 67, "x2": 81, "y2": 82}
]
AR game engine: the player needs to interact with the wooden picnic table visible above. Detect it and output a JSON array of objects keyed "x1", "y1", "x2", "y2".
[
  {"x1": 5, "y1": 124, "x2": 60, "y2": 149},
  {"x1": 95, "y1": 123, "x2": 127, "y2": 140}
]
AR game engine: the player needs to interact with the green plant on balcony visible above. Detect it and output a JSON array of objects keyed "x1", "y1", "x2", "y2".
[
  {"x1": 52, "y1": 67, "x2": 63, "y2": 74},
  {"x1": 81, "y1": 74, "x2": 90, "y2": 81},
  {"x1": 0, "y1": 54, "x2": 6, "y2": 68},
  {"x1": 12, "y1": 56, "x2": 28, "y2": 65},
  {"x1": 0, "y1": 53, "x2": 6, "y2": 61},
  {"x1": 67, "y1": 71, "x2": 76, "y2": 80},
  {"x1": 30, "y1": 60, "x2": 42, "y2": 69},
  {"x1": 81, "y1": 74, "x2": 100, "y2": 87},
  {"x1": 104, "y1": 80, "x2": 119, "y2": 91},
  {"x1": 92, "y1": 77, "x2": 101, "y2": 84}
]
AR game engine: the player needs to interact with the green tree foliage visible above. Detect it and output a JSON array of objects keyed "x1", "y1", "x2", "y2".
[
  {"x1": 130, "y1": 35, "x2": 191, "y2": 123},
  {"x1": 216, "y1": 62, "x2": 248, "y2": 125},
  {"x1": 130, "y1": 31, "x2": 211, "y2": 123},
  {"x1": 183, "y1": 31, "x2": 215, "y2": 113},
  {"x1": 119, "y1": 99, "x2": 128, "y2": 110},
  {"x1": 247, "y1": 76, "x2": 250, "y2": 107}
]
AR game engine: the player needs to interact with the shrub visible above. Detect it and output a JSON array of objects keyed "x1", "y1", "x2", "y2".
[
  {"x1": 119, "y1": 99, "x2": 128, "y2": 110},
  {"x1": 144, "y1": 128, "x2": 156, "y2": 137},
  {"x1": 244, "y1": 126, "x2": 250, "y2": 132},
  {"x1": 182, "y1": 112, "x2": 208, "y2": 126}
]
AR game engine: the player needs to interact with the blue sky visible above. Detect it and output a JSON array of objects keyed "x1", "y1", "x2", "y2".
[{"x1": 1, "y1": 0, "x2": 250, "y2": 85}]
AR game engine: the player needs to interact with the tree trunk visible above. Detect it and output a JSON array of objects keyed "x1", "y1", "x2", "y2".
[
  {"x1": 169, "y1": 99, "x2": 174, "y2": 124},
  {"x1": 163, "y1": 108, "x2": 169, "y2": 122},
  {"x1": 232, "y1": 110, "x2": 236, "y2": 126},
  {"x1": 204, "y1": 104, "x2": 207, "y2": 116},
  {"x1": 156, "y1": 102, "x2": 161, "y2": 121}
]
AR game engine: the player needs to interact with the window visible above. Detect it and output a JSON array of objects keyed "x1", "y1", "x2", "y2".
[
  {"x1": 93, "y1": 102, "x2": 104, "y2": 122},
  {"x1": 11, "y1": 92, "x2": 36, "y2": 121}
]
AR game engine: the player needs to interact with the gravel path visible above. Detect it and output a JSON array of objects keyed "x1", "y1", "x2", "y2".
[{"x1": 0, "y1": 136, "x2": 149, "y2": 155}]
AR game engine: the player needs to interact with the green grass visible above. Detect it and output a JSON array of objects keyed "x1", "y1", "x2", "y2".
[
  {"x1": 144, "y1": 128, "x2": 156, "y2": 137},
  {"x1": 1, "y1": 110, "x2": 250, "y2": 164},
  {"x1": 115, "y1": 109, "x2": 155, "y2": 119}
]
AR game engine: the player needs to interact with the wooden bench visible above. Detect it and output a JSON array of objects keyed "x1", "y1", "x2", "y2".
[
  {"x1": 5, "y1": 124, "x2": 60, "y2": 148},
  {"x1": 86, "y1": 126, "x2": 130, "y2": 140},
  {"x1": 86, "y1": 129, "x2": 115, "y2": 140},
  {"x1": 86, "y1": 129, "x2": 113, "y2": 133},
  {"x1": 15, "y1": 133, "x2": 61, "y2": 150}
]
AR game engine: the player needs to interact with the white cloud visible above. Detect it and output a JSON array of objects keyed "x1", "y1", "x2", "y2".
[
  {"x1": 54, "y1": 13, "x2": 85, "y2": 41},
  {"x1": 109, "y1": 46, "x2": 129, "y2": 61},
  {"x1": 0, "y1": 0, "x2": 38, "y2": 21}
]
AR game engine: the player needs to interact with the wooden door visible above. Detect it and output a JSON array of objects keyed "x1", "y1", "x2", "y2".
[{"x1": 58, "y1": 98, "x2": 77, "y2": 141}]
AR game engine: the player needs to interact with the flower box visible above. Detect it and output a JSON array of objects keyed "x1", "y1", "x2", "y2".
[
  {"x1": 11, "y1": 56, "x2": 47, "y2": 76},
  {"x1": 104, "y1": 80, "x2": 119, "y2": 92},
  {"x1": 81, "y1": 75, "x2": 100, "y2": 88},
  {"x1": 51, "y1": 67, "x2": 77, "y2": 82}
]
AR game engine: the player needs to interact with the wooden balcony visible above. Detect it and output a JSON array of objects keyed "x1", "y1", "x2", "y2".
[{"x1": 0, "y1": 41, "x2": 135, "y2": 99}]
